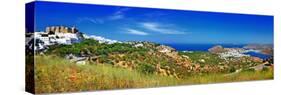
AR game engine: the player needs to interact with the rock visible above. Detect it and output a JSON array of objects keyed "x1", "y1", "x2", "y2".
[
  {"x1": 182, "y1": 55, "x2": 190, "y2": 59},
  {"x1": 65, "y1": 53, "x2": 76, "y2": 60},
  {"x1": 208, "y1": 45, "x2": 226, "y2": 54},
  {"x1": 76, "y1": 60, "x2": 86, "y2": 65},
  {"x1": 251, "y1": 57, "x2": 262, "y2": 63},
  {"x1": 194, "y1": 64, "x2": 201, "y2": 71},
  {"x1": 156, "y1": 63, "x2": 168, "y2": 76},
  {"x1": 199, "y1": 59, "x2": 205, "y2": 63},
  {"x1": 65, "y1": 54, "x2": 87, "y2": 65},
  {"x1": 219, "y1": 65, "x2": 224, "y2": 70},
  {"x1": 156, "y1": 45, "x2": 175, "y2": 53},
  {"x1": 134, "y1": 43, "x2": 144, "y2": 47}
]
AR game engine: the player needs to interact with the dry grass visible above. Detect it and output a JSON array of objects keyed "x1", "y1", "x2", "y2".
[{"x1": 34, "y1": 55, "x2": 273, "y2": 94}]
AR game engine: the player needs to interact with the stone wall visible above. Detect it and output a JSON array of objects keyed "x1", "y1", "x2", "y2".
[{"x1": 46, "y1": 26, "x2": 78, "y2": 34}]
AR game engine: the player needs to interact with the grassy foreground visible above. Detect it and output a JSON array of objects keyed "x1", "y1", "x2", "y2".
[{"x1": 34, "y1": 55, "x2": 273, "y2": 93}]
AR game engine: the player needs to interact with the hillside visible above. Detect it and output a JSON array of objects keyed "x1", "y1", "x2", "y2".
[
  {"x1": 26, "y1": 26, "x2": 274, "y2": 93},
  {"x1": 44, "y1": 39, "x2": 272, "y2": 79},
  {"x1": 34, "y1": 55, "x2": 273, "y2": 93}
]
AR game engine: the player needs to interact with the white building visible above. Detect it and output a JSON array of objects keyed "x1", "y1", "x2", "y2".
[
  {"x1": 25, "y1": 26, "x2": 85, "y2": 52},
  {"x1": 219, "y1": 49, "x2": 249, "y2": 59},
  {"x1": 34, "y1": 32, "x2": 83, "y2": 46},
  {"x1": 34, "y1": 32, "x2": 51, "y2": 45},
  {"x1": 27, "y1": 26, "x2": 121, "y2": 51}
]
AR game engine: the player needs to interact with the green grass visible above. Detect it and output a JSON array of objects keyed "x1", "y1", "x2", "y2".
[
  {"x1": 34, "y1": 55, "x2": 273, "y2": 94},
  {"x1": 179, "y1": 51, "x2": 223, "y2": 65},
  {"x1": 181, "y1": 70, "x2": 273, "y2": 84}
]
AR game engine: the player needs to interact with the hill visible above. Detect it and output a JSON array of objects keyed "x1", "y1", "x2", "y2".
[{"x1": 26, "y1": 26, "x2": 274, "y2": 93}]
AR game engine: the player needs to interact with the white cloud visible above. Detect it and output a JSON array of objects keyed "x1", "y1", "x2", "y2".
[
  {"x1": 108, "y1": 14, "x2": 124, "y2": 20},
  {"x1": 77, "y1": 8, "x2": 130, "y2": 24},
  {"x1": 115, "y1": 8, "x2": 130, "y2": 15},
  {"x1": 141, "y1": 22, "x2": 186, "y2": 34},
  {"x1": 126, "y1": 28, "x2": 149, "y2": 36},
  {"x1": 77, "y1": 17, "x2": 104, "y2": 24},
  {"x1": 108, "y1": 8, "x2": 130, "y2": 20}
]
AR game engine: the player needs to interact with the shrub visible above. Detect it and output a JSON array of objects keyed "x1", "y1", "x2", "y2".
[
  {"x1": 138, "y1": 63, "x2": 156, "y2": 74},
  {"x1": 229, "y1": 67, "x2": 236, "y2": 73}
]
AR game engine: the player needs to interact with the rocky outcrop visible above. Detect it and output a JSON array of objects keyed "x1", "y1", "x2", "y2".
[
  {"x1": 156, "y1": 45, "x2": 175, "y2": 53},
  {"x1": 208, "y1": 45, "x2": 226, "y2": 54}
]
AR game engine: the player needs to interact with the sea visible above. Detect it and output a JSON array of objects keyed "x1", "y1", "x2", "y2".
[
  {"x1": 243, "y1": 52, "x2": 271, "y2": 60},
  {"x1": 164, "y1": 43, "x2": 245, "y2": 51},
  {"x1": 163, "y1": 43, "x2": 271, "y2": 59}
]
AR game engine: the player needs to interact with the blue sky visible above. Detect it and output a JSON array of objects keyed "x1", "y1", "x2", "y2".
[{"x1": 33, "y1": 1, "x2": 273, "y2": 44}]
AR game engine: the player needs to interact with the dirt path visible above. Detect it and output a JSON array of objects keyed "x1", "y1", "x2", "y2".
[{"x1": 224, "y1": 69, "x2": 242, "y2": 76}]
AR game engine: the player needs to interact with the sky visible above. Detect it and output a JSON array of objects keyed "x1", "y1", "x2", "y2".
[{"x1": 32, "y1": 1, "x2": 274, "y2": 44}]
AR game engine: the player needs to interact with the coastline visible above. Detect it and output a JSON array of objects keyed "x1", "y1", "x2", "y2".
[{"x1": 163, "y1": 43, "x2": 272, "y2": 59}]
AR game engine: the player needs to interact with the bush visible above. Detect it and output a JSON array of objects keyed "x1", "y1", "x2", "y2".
[
  {"x1": 229, "y1": 67, "x2": 236, "y2": 73},
  {"x1": 138, "y1": 63, "x2": 156, "y2": 74},
  {"x1": 262, "y1": 67, "x2": 269, "y2": 72}
]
